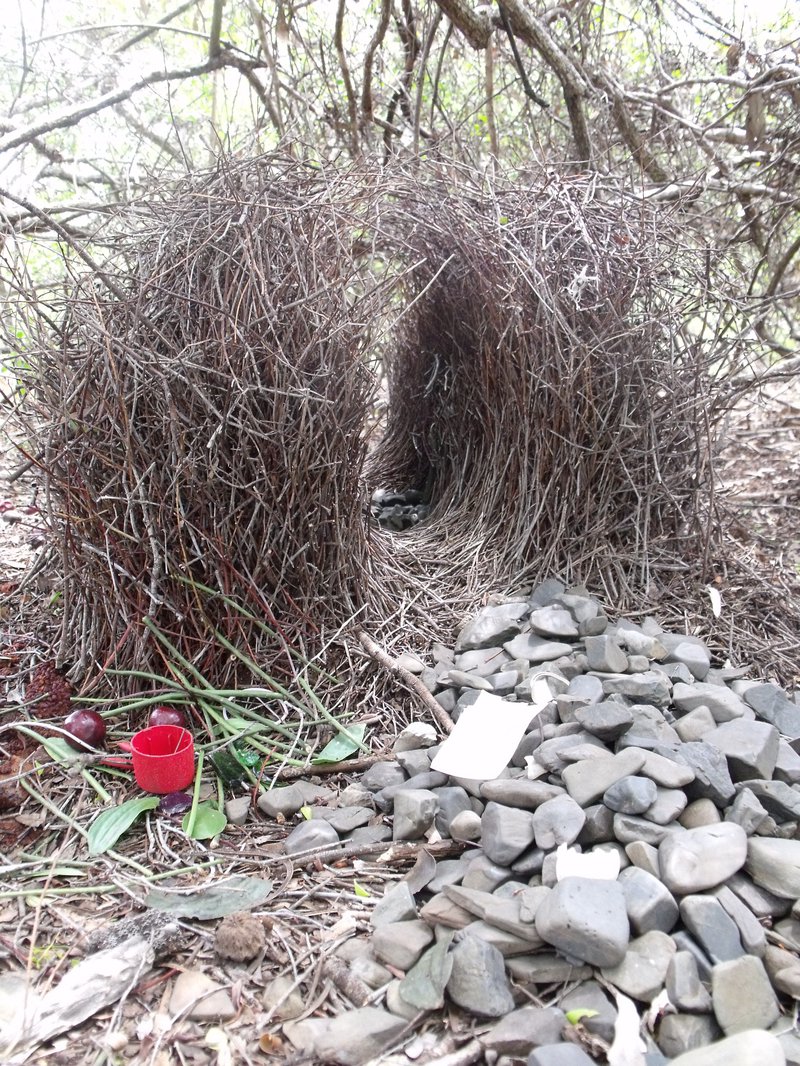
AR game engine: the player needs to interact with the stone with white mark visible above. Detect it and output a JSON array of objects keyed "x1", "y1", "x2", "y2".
[
  {"x1": 532, "y1": 794, "x2": 585, "y2": 849},
  {"x1": 659, "y1": 823, "x2": 747, "y2": 894}
]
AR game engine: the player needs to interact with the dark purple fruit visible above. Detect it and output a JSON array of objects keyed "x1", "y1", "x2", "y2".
[
  {"x1": 158, "y1": 791, "x2": 192, "y2": 816},
  {"x1": 64, "y1": 709, "x2": 107, "y2": 750},
  {"x1": 148, "y1": 705, "x2": 189, "y2": 730}
]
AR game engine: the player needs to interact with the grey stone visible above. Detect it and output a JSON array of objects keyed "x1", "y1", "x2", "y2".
[
  {"x1": 774, "y1": 740, "x2": 800, "y2": 785},
  {"x1": 224, "y1": 796, "x2": 250, "y2": 826},
  {"x1": 483, "y1": 897, "x2": 545, "y2": 947},
  {"x1": 672, "y1": 931, "x2": 713, "y2": 983},
  {"x1": 577, "y1": 803, "x2": 615, "y2": 844},
  {"x1": 619, "y1": 865, "x2": 679, "y2": 934},
  {"x1": 725, "y1": 787, "x2": 771, "y2": 834},
  {"x1": 454, "y1": 646, "x2": 514, "y2": 678},
  {"x1": 392, "y1": 789, "x2": 438, "y2": 841},
  {"x1": 584, "y1": 634, "x2": 628, "y2": 673},
  {"x1": 712, "y1": 955, "x2": 780, "y2": 1035},
  {"x1": 672, "y1": 682, "x2": 748, "y2": 723},
  {"x1": 679, "y1": 798, "x2": 722, "y2": 828},
  {"x1": 602, "y1": 929, "x2": 676, "y2": 1001},
  {"x1": 558, "y1": 981, "x2": 617, "y2": 1042},
  {"x1": 371, "y1": 920, "x2": 434, "y2": 971},
  {"x1": 616, "y1": 705, "x2": 681, "y2": 748},
  {"x1": 674, "y1": 742, "x2": 736, "y2": 806},
  {"x1": 534, "y1": 876, "x2": 630, "y2": 968},
  {"x1": 666, "y1": 641, "x2": 712, "y2": 681},
  {"x1": 746, "y1": 836, "x2": 800, "y2": 898},
  {"x1": 283, "y1": 819, "x2": 340, "y2": 855},
  {"x1": 764, "y1": 944, "x2": 800, "y2": 998},
  {"x1": 562, "y1": 747, "x2": 646, "y2": 806},
  {"x1": 316, "y1": 806, "x2": 373, "y2": 833},
  {"x1": 527, "y1": 1047, "x2": 596, "y2": 1066},
  {"x1": 574, "y1": 700, "x2": 633, "y2": 742},
  {"x1": 456, "y1": 602, "x2": 530, "y2": 651},
  {"x1": 360, "y1": 762, "x2": 407, "y2": 792},
  {"x1": 503, "y1": 633, "x2": 574, "y2": 663},
  {"x1": 337, "y1": 782, "x2": 374, "y2": 808},
  {"x1": 529, "y1": 605, "x2": 580, "y2": 639},
  {"x1": 627, "y1": 654, "x2": 651, "y2": 672},
  {"x1": 711, "y1": 885, "x2": 767, "y2": 956},
  {"x1": 613, "y1": 813, "x2": 678, "y2": 846},
  {"x1": 446, "y1": 936, "x2": 515, "y2": 1018},
  {"x1": 614, "y1": 623, "x2": 668, "y2": 659},
  {"x1": 506, "y1": 953, "x2": 592, "y2": 985},
  {"x1": 433, "y1": 786, "x2": 473, "y2": 837},
  {"x1": 312, "y1": 1006, "x2": 408, "y2": 1065},
  {"x1": 449, "y1": 810, "x2": 482, "y2": 842},
  {"x1": 658, "y1": 661, "x2": 696, "y2": 685},
  {"x1": 349, "y1": 956, "x2": 393, "y2": 989},
  {"x1": 727, "y1": 871, "x2": 792, "y2": 919},
  {"x1": 481, "y1": 802, "x2": 536, "y2": 865},
  {"x1": 667, "y1": 951, "x2": 713, "y2": 1013},
  {"x1": 463, "y1": 918, "x2": 543, "y2": 956},
  {"x1": 645, "y1": 787, "x2": 688, "y2": 825},
  {"x1": 461, "y1": 854, "x2": 513, "y2": 892},
  {"x1": 482, "y1": 1006, "x2": 566, "y2": 1055},
  {"x1": 395, "y1": 748, "x2": 432, "y2": 777},
  {"x1": 347, "y1": 824, "x2": 392, "y2": 845},
  {"x1": 704, "y1": 720, "x2": 779, "y2": 781},
  {"x1": 170, "y1": 971, "x2": 235, "y2": 1021},
  {"x1": 600, "y1": 671, "x2": 672, "y2": 708},
  {"x1": 557, "y1": 591, "x2": 600, "y2": 623},
  {"x1": 532, "y1": 733, "x2": 604, "y2": 773},
  {"x1": 667, "y1": 1029, "x2": 785, "y2": 1066},
  {"x1": 438, "y1": 668, "x2": 493, "y2": 691},
  {"x1": 744, "y1": 682, "x2": 800, "y2": 739},
  {"x1": 625, "y1": 840, "x2": 661, "y2": 877},
  {"x1": 383, "y1": 979, "x2": 419, "y2": 1020},
  {"x1": 442, "y1": 884, "x2": 493, "y2": 919},
  {"x1": 258, "y1": 781, "x2": 333, "y2": 818},
  {"x1": 603, "y1": 775, "x2": 658, "y2": 814},
  {"x1": 371, "y1": 882, "x2": 417, "y2": 928},
  {"x1": 640, "y1": 749, "x2": 697, "y2": 788},
  {"x1": 489, "y1": 669, "x2": 524, "y2": 696},
  {"x1": 262, "y1": 973, "x2": 307, "y2": 1020},
  {"x1": 480, "y1": 778, "x2": 565, "y2": 809},
  {"x1": 675, "y1": 706, "x2": 718, "y2": 742},
  {"x1": 518, "y1": 885, "x2": 551, "y2": 922},
  {"x1": 532, "y1": 794, "x2": 585, "y2": 849},
  {"x1": 773, "y1": 917, "x2": 800, "y2": 952},
  {"x1": 659, "y1": 823, "x2": 747, "y2": 894},
  {"x1": 393, "y1": 722, "x2": 437, "y2": 751},
  {"x1": 679, "y1": 896, "x2": 744, "y2": 963},
  {"x1": 396, "y1": 930, "x2": 455, "y2": 1011},
  {"x1": 739, "y1": 779, "x2": 800, "y2": 821},
  {"x1": 418, "y1": 894, "x2": 473, "y2": 929},
  {"x1": 395, "y1": 653, "x2": 425, "y2": 674},
  {"x1": 657, "y1": 1014, "x2": 721, "y2": 1059}
]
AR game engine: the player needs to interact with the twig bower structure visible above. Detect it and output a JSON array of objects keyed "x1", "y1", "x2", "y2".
[{"x1": 34, "y1": 157, "x2": 723, "y2": 697}]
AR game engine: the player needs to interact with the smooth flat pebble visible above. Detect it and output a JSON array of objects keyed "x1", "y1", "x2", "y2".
[
  {"x1": 659, "y1": 823, "x2": 747, "y2": 894},
  {"x1": 668, "y1": 1028, "x2": 786, "y2": 1066}
]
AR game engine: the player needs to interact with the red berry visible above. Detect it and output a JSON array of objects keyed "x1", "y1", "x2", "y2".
[
  {"x1": 148, "y1": 705, "x2": 189, "y2": 729},
  {"x1": 64, "y1": 709, "x2": 107, "y2": 750}
]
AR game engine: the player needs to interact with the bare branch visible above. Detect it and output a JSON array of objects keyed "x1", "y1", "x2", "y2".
[
  {"x1": 208, "y1": 0, "x2": 225, "y2": 60},
  {"x1": 362, "y1": 0, "x2": 392, "y2": 123},
  {"x1": 433, "y1": 0, "x2": 492, "y2": 49},
  {"x1": 334, "y1": 0, "x2": 360, "y2": 156}
]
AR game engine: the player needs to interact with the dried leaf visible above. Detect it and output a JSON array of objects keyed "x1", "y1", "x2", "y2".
[
  {"x1": 145, "y1": 874, "x2": 274, "y2": 919},
  {"x1": 706, "y1": 584, "x2": 723, "y2": 618}
]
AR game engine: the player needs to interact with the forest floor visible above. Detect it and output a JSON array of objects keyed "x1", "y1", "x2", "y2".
[{"x1": 0, "y1": 378, "x2": 799, "y2": 1065}]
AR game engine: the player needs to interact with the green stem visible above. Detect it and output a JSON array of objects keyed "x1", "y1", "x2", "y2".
[{"x1": 184, "y1": 749, "x2": 204, "y2": 839}]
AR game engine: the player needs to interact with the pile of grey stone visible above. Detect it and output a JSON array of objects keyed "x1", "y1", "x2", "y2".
[
  {"x1": 370, "y1": 488, "x2": 431, "y2": 531},
  {"x1": 255, "y1": 580, "x2": 800, "y2": 1066}
]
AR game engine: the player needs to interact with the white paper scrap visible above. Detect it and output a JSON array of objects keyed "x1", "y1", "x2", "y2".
[
  {"x1": 431, "y1": 691, "x2": 545, "y2": 780},
  {"x1": 555, "y1": 843, "x2": 621, "y2": 882}
]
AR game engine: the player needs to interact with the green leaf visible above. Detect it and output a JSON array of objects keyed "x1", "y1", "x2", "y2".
[
  {"x1": 182, "y1": 802, "x2": 227, "y2": 840},
  {"x1": 566, "y1": 1008, "x2": 599, "y2": 1024},
  {"x1": 146, "y1": 874, "x2": 274, "y2": 918},
  {"x1": 353, "y1": 880, "x2": 370, "y2": 898},
  {"x1": 88, "y1": 796, "x2": 159, "y2": 856},
  {"x1": 313, "y1": 723, "x2": 366, "y2": 764},
  {"x1": 38, "y1": 734, "x2": 83, "y2": 767},
  {"x1": 299, "y1": 804, "x2": 312, "y2": 820}
]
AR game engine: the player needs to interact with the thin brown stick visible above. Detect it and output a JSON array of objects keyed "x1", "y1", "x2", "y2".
[{"x1": 356, "y1": 630, "x2": 454, "y2": 735}]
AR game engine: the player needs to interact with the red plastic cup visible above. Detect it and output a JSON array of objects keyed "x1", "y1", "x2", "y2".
[{"x1": 130, "y1": 725, "x2": 195, "y2": 793}]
